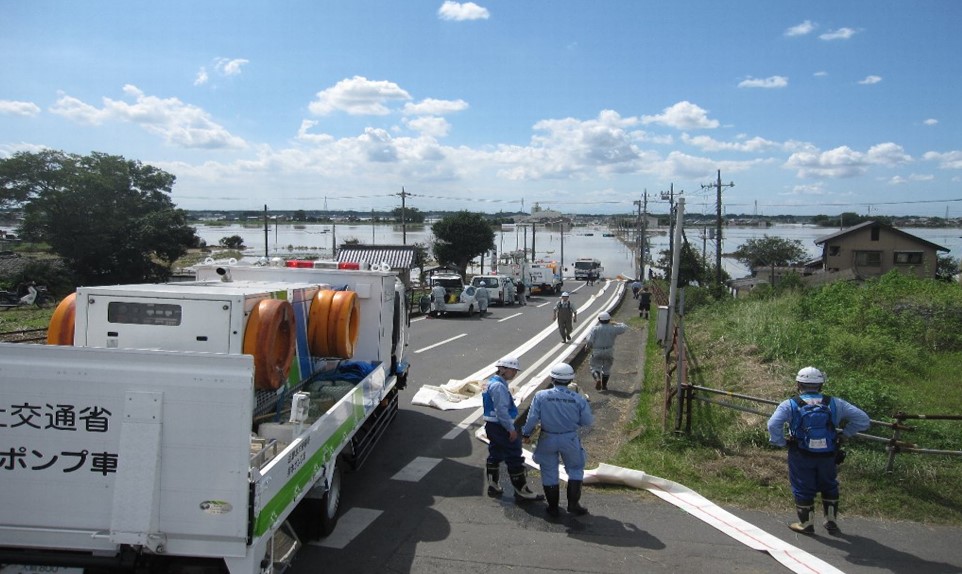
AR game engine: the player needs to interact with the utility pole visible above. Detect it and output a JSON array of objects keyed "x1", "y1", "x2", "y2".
[
  {"x1": 397, "y1": 186, "x2": 410, "y2": 245},
  {"x1": 701, "y1": 170, "x2": 734, "y2": 291},
  {"x1": 633, "y1": 196, "x2": 643, "y2": 279},
  {"x1": 661, "y1": 184, "x2": 677, "y2": 260},
  {"x1": 263, "y1": 204, "x2": 269, "y2": 258}
]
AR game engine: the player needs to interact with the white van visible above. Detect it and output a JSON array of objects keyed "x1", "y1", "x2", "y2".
[
  {"x1": 428, "y1": 272, "x2": 478, "y2": 316},
  {"x1": 471, "y1": 274, "x2": 517, "y2": 305}
]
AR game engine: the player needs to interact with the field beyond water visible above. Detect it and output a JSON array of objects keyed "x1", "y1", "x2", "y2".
[{"x1": 617, "y1": 272, "x2": 962, "y2": 525}]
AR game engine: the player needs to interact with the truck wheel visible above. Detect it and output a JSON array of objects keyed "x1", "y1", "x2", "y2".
[{"x1": 318, "y1": 464, "x2": 342, "y2": 537}]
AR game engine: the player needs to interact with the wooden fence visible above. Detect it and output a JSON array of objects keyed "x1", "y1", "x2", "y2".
[{"x1": 660, "y1": 304, "x2": 962, "y2": 472}]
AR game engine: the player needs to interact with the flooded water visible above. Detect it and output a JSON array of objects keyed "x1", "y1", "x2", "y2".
[{"x1": 193, "y1": 222, "x2": 962, "y2": 281}]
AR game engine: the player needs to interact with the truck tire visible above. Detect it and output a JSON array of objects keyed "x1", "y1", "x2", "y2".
[{"x1": 318, "y1": 464, "x2": 342, "y2": 537}]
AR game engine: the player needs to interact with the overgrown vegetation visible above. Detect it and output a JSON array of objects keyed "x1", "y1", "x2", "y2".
[{"x1": 618, "y1": 271, "x2": 962, "y2": 524}]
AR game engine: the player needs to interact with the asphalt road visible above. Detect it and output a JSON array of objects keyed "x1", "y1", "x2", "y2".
[{"x1": 287, "y1": 279, "x2": 962, "y2": 574}]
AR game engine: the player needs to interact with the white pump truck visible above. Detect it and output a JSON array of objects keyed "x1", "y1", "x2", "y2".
[{"x1": 0, "y1": 258, "x2": 410, "y2": 574}]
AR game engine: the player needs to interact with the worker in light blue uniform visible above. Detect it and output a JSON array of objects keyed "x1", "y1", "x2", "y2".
[
  {"x1": 522, "y1": 363, "x2": 594, "y2": 518},
  {"x1": 585, "y1": 311, "x2": 628, "y2": 391},
  {"x1": 482, "y1": 356, "x2": 543, "y2": 503},
  {"x1": 767, "y1": 366, "x2": 870, "y2": 535},
  {"x1": 475, "y1": 281, "x2": 489, "y2": 315}
]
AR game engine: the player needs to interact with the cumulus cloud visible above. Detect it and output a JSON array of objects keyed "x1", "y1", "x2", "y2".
[
  {"x1": 738, "y1": 76, "x2": 788, "y2": 89},
  {"x1": 403, "y1": 98, "x2": 468, "y2": 116},
  {"x1": 215, "y1": 58, "x2": 249, "y2": 76},
  {"x1": 641, "y1": 101, "x2": 719, "y2": 130},
  {"x1": 49, "y1": 85, "x2": 246, "y2": 149},
  {"x1": 404, "y1": 116, "x2": 452, "y2": 138},
  {"x1": 888, "y1": 173, "x2": 934, "y2": 185},
  {"x1": 438, "y1": 1, "x2": 489, "y2": 21},
  {"x1": 682, "y1": 134, "x2": 781, "y2": 153},
  {"x1": 0, "y1": 100, "x2": 41, "y2": 116},
  {"x1": 309, "y1": 76, "x2": 411, "y2": 116},
  {"x1": 194, "y1": 68, "x2": 209, "y2": 86},
  {"x1": 785, "y1": 20, "x2": 816, "y2": 37},
  {"x1": 923, "y1": 118, "x2": 938, "y2": 126},
  {"x1": 859, "y1": 75, "x2": 882, "y2": 85},
  {"x1": 820, "y1": 27, "x2": 857, "y2": 40},
  {"x1": 814, "y1": 71, "x2": 828, "y2": 77},
  {"x1": 785, "y1": 142, "x2": 910, "y2": 178},
  {"x1": 923, "y1": 150, "x2": 962, "y2": 169}
]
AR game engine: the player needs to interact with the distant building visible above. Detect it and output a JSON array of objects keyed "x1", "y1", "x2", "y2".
[{"x1": 814, "y1": 221, "x2": 949, "y2": 280}]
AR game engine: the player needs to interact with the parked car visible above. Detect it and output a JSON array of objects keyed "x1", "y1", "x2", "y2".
[
  {"x1": 470, "y1": 274, "x2": 517, "y2": 305},
  {"x1": 428, "y1": 272, "x2": 478, "y2": 317}
]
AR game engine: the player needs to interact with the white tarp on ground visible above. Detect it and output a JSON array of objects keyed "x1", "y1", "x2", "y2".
[
  {"x1": 411, "y1": 378, "x2": 488, "y2": 410},
  {"x1": 474, "y1": 426, "x2": 845, "y2": 574}
]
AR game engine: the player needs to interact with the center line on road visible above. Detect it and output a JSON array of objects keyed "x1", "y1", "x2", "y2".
[
  {"x1": 414, "y1": 333, "x2": 467, "y2": 353},
  {"x1": 309, "y1": 507, "x2": 383, "y2": 549},
  {"x1": 391, "y1": 456, "x2": 442, "y2": 482}
]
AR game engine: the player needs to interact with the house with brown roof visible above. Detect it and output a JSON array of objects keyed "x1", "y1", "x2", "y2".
[{"x1": 814, "y1": 221, "x2": 949, "y2": 280}]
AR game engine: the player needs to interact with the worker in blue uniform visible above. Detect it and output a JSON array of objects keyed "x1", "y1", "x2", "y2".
[
  {"x1": 482, "y1": 356, "x2": 544, "y2": 503},
  {"x1": 522, "y1": 363, "x2": 594, "y2": 517},
  {"x1": 767, "y1": 366, "x2": 871, "y2": 534}
]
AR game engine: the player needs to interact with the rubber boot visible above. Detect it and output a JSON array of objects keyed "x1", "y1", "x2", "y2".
[
  {"x1": 789, "y1": 502, "x2": 815, "y2": 534},
  {"x1": 823, "y1": 499, "x2": 840, "y2": 534},
  {"x1": 566, "y1": 480, "x2": 588, "y2": 515},
  {"x1": 593, "y1": 371, "x2": 602, "y2": 390},
  {"x1": 544, "y1": 484, "x2": 561, "y2": 518},
  {"x1": 510, "y1": 469, "x2": 545, "y2": 503},
  {"x1": 601, "y1": 374, "x2": 609, "y2": 391},
  {"x1": 485, "y1": 462, "x2": 503, "y2": 496}
]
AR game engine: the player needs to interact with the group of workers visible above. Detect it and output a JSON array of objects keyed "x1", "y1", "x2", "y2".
[{"x1": 481, "y1": 278, "x2": 872, "y2": 536}]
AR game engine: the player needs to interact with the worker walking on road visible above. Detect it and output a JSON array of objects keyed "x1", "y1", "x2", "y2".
[
  {"x1": 767, "y1": 367, "x2": 870, "y2": 535},
  {"x1": 552, "y1": 292, "x2": 577, "y2": 342},
  {"x1": 482, "y1": 356, "x2": 544, "y2": 503},
  {"x1": 475, "y1": 281, "x2": 489, "y2": 316},
  {"x1": 638, "y1": 286, "x2": 652, "y2": 319},
  {"x1": 522, "y1": 363, "x2": 594, "y2": 518},
  {"x1": 516, "y1": 280, "x2": 527, "y2": 306},
  {"x1": 585, "y1": 312, "x2": 628, "y2": 391}
]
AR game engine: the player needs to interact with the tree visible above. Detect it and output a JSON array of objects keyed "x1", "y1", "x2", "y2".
[
  {"x1": 392, "y1": 206, "x2": 425, "y2": 224},
  {"x1": 656, "y1": 241, "x2": 713, "y2": 287},
  {"x1": 431, "y1": 211, "x2": 495, "y2": 276},
  {"x1": 219, "y1": 235, "x2": 246, "y2": 249},
  {"x1": 4, "y1": 150, "x2": 197, "y2": 285},
  {"x1": 731, "y1": 235, "x2": 807, "y2": 285}
]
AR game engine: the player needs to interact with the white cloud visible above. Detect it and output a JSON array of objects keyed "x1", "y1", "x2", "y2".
[
  {"x1": 194, "y1": 68, "x2": 209, "y2": 86},
  {"x1": 641, "y1": 101, "x2": 719, "y2": 130},
  {"x1": 819, "y1": 27, "x2": 857, "y2": 40},
  {"x1": 924, "y1": 118, "x2": 938, "y2": 126},
  {"x1": 858, "y1": 75, "x2": 882, "y2": 85},
  {"x1": 814, "y1": 71, "x2": 828, "y2": 77},
  {"x1": 888, "y1": 173, "x2": 934, "y2": 185},
  {"x1": 785, "y1": 20, "x2": 816, "y2": 37},
  {"x1": 787, "y1": 183, "x2": 826, "y2": 196},
  {"x1": 923, "y1": 150, "x2": 962, "y2": 169},
  {"x1": 403, "y1": 98, "x2": 469, "y2": 116},
  {"x1": 215, "y1": 58, "x2": 249, "y2": 76},
  {"x1": 309, "y1": 76, "x2": 412, "y2": 116},
  {"x1": 438, "y1": 1, "x2": 489, "y2": 21},
  {"x1": 682, "y1": 133, "x2": 781, "y2": 153},
  {"x1": 738, "y1": 76, "x2": 788, "y2": 89},
  {"x1": 785, "y1": 143, "x2": 910, "y2": 178},
  {"x1": 404, "y1": 116, "x2": 452, "y2": 138},
  {"x1": 0, "y1": 100, "x2": 41, "y2": 116},
  {"x1": 49, "y1": 85, "x2": 247, "y2": 149}
]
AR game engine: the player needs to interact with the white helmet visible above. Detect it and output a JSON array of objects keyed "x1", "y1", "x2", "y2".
[
  {"x1": 495, "y1": 356, "x2": 522, "y2": 371},
  {"x1": 479, "y1": 281, "x2": 487, "y2": 287},
  {"x1": 796, "y1": 366, "x2": 826, "y2": 385},
  {"x1": 549, "y1": 363, "x2": 575, "y2": 383},
  {"x1": 561, "y1": 292, "x2": 570, "y2": 297},
  {"x1": 598, "y1": 311, "x2": 611, "y2": 322}
]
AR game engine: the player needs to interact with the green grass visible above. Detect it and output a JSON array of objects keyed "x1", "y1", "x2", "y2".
[{"x1": 616, "y1": 274, "x2": 962, "y2": 525}]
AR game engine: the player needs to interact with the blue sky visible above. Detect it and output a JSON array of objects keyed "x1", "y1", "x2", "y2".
[{"x1": 2, "y1": 1, "x2": 961, "y2": 217}]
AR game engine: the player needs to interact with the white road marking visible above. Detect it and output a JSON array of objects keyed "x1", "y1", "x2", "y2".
[
  {"x1": 443, "y1": 408, "x2": 483, "y2": 440},
  {"x1": 497, "y1": 312, "x2": 523, "y2": 323},
  {"x1": 414, "y1": 333, "x2": 467, "y2": 353},
  {"x1": 309, "y1": 507, "x2": 383, "y2": 549},
  {"x1": 391, "y1": 456, "x2": 442, "y2": 482}
]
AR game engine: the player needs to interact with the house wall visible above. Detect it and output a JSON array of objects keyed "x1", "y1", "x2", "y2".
[{"x1": 822, "y1": 226, "x2": 939, "y2": 279}]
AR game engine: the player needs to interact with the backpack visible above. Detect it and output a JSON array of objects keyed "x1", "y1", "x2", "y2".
[{"x1": 789, "y1": 395, "x2": 837, "y2": 454}]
